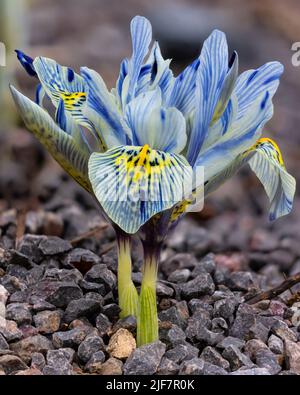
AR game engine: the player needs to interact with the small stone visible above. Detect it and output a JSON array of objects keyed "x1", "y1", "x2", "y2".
[
  {"x1": 44, "y1": 268, "x2": 83, "y2": 284},
  {"x1": 222, "y1": 345, "x2": 254, "y2": 370},
  {"x1": 161, "y1": 253, "x2": 198, "y2": 276},
  {"x1": 216, "y1": 336, "x2": 245, "y2": 351},
  {"x1": 52, "y1": 328, "x2": 86, "y2": 349},
  {"x1": 201, "y1": 362, "x2": 228, "y2": 375},
  {"x1": 229, "y1": 304, "x2": 257, "y2": 339},
  {"x1": 15, "y1": 367, "x2": 43, "y2": 375},
  {"x1": 63, "y1": 298, "x2": 101, "y2": 324},
  {"x1": 102, "y1": 303, "x2": 121, "y2": 322},
  {"x1": 38, "y1": 236, "x2": 72, "y2": 255},
  {"x1": 167, "y1": 269, "x2": 191, "y2": 283},
  {"x1": 63, "y1": 248, "x2": 100, "y2": 272},
  {"x1": 95, "y1": 313, "x2": 112, "y2": 336},
  {"x1": 285, "y1": 339, "x2": 300, "y2": 374},
  {"x1": 33, "y1": 310, "x2": 62, "y2": 334},
  {"x1": 0, "y1": 355, "x2": 28, "y2": 374},
  {"x1": 213, "y1": 298, "x2": 238, "y2": 320},
  {"x1": 268, "y1": 335, "x2": 283, "y2": 355},
  {"x1": 0, "y1": 334, "x2": 9, "y2": 350},
  {"x1": 19, "y1": 325, "x2": 39, "y2": 338},
  {"x1": 31, "y1": 352, "x2": 46, "y2": 370},
  {"x1": 10, "y1": 335, "x2": 53, "y2": 364},
  {"x1": 248, "y1": 322, "x2": 269, "y2": 343},
  {"x1": 18, "y1": 235, "x2": 44, "y2": 264},
  {"x1": 181, "y1": 273, "x2": 215, "y2": 299},
  {"x1": 227, "y1": 271, "x2": 257, "y2": 291},
  {"x1": 84, "y1": 264, "x2": 116, "y2": 291},
  {"x1": 269, "y1": 300, "x2": 286, "y2": 317},
  {"x1": 255, "y1": 349, "x2": 281, "y2": 375},
  {"x1": 157, "y1": 357, "x2": 179, "y2": 375},
  {"x1": 84, "y1": 292, "x2": 104, "y2": 305},
  {"x1": 156, "y1": 282, "x2": 174, "y2": 297},
  {"x1": 161, "y1": 324, "x2": 186, "y2": 346},
  {"x1": 165, "y1": 343, "x2": 199, "y2": 364},
  {"x1": 107, "y1": 329, "x2": 136, "y2": 359},
  {"x1": 42, "y1": 212, "x2": 64, "y2": 237},
  {"x1": 46, "y1": 282, "x2": 83, "y2": 308},
  {"x1": 123, "y1": 341, "x2": 166, "y2": 375},
  {"x1": 179, "y1": 357, "x2": 204, "y2": 375},
  {"x1": 79, "y1": 280, "x2": 106, "y2": 295},
  {"x1": 201, "y1": 346, "x2": 230, "y2": 371},
  {"x1": 78, "y1": 335, "x2": 105, "y2": 363},
  {"x1": 32, "y1": 300, "x2": 56, "y2": 313},
  {"x1": 0, "y1": 320, "x2": 23, "y2": 342},
  {"x1": 98, "y1": 357, "x2": 123, "y2": 375},
  {"x1": 230, "y1": 367, "x2": 271, "y2": 375},
  {"x1": 187, "y1": 317, "x2": 224, "y2": 346},
  {"x1": 0, "y1": 285, "x2": 8, "y2": 305},
  {"x1": 244, "y1": 339, "x2": 269, "y2": 360},
  {"x1": 158, "y1": 304, "x2": 189, "y2": 330},
  {"x1": 272, "y1": 320, "x2": 298, "y2": 342},
  {"x1": 111, "y1": 315, "x2": 137, "y2": 335},
  {"x1": 84, "y1": 351, "x2": 106, "y2": 373},
  {"x1": 192, "y1": 253, "x2": 216, "y2": 277},
  {"x1": 200, "y1": 253, "x2": 217, "y2": 273},
  {"x1": 5, "y1": 303, "x2": 32, "y2": 325},
  {"x1": 188, "y1": 299, "x2": 213, "y2": 315},
  {"x1": 43, "y1": 349, "x2": 73, "y2": 375},
  {"x1": 1, "y1": 275, "x2": 27, "y2": 295},
  {"x1": 211, "y1": 317, "x2": 228, "y2": 332}
]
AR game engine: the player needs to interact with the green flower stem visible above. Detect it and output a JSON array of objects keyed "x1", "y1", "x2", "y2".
[
  {"x1": 137, "y1": 243, "x2": 161, "y2": 346},
  {"x1": 117, "y1": 233, "x2": 139, "y2": 318}
]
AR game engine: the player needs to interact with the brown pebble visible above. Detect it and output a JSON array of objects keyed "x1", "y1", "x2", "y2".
[{"x1": 107, "y1": 329, "x2": 136, "y2": 359}]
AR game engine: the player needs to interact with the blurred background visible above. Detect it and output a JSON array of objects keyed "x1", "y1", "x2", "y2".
[{"x1": 0, "y1": 0, "x2": 300, "y2": 278}]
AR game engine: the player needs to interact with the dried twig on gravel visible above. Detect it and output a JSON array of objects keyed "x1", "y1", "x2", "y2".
[
  {"x1": 70, "y1": 224, "x2": 108, "y2": 246},
  {"x1": 246, "y1": 272, "x2": 300, "y2": 304},
  {"x1": 15, "y1": 208, "x2": 27, "y2": 249}
]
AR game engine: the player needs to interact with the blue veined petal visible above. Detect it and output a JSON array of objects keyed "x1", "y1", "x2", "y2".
[
  {"x1": 196, "y1": 91, "x2": 273, "y2": 183},
  {"x1": 116, "y1": 58, "x2": 129, "y2": 105},
  {"x1": 247, "y1": 138, "x2": 295, "y2": 220},
  {"x1": 201, "y1": 93, "x2": 238, "y2": 152},
  {"x1": 88, "y1": 145, "x2": 192, "y2": 234},
  {"x1": 167, "y1": 58, "x2": 200, "y2": 115},
  {"x1": 15, "y1": 50, "x2": 37, "y2": 77},
  {"x1": 35, "y1": 83, "x2": 46, "y2": 106},
  {"x1": 81, "y1": 67, "x2": 130, "y2": 149},
  {"x1": 187, "y1": 30, "x2": 229, "y2": 166},
  {"x1": 125, "y1": 88, "x2": 187, "y2": 153},
  {"x1": 130, "y1": 41, "x2": 174, "y2": 103},
  {"x1": 33, "y1": 57, "x2": 91, "y2": 128},
  {"x1": 10, "y1": 85, "x2": 92, "y2": 193},
  {"x1": 202, "y1": 138, "x2": 295, "y2": 220},
  {"x1": 234, "y1": 61, "x2": 283, "y2": 119},
  {"x1": 211, "y1": 51, "x2": 239, "y2": 124},
  {"x1": 126, "y1": 16, "x2": 152, "y2": 103},
  {"x1": 33, "y1": 57, "x2": 85, "y2": 102},
  {"x1": 147, "y1": 42, "x2": 173, "y2": 98}
]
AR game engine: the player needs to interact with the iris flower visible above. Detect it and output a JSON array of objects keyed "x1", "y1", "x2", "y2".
[{"x1": 11, "y1": 16, "x2": 295, "y2": 346}]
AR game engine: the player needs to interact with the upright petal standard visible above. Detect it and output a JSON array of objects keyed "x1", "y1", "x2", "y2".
[{"x1": 11, "y1": 16, "x2": 295, "y2": 346}]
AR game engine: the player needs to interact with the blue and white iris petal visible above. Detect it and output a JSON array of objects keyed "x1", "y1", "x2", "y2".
[{"x1": 11, "y1": 15, "x2": 295, "y2": 234}]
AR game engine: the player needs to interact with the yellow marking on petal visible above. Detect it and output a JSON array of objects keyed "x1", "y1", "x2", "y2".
[
  {"x1": 60, "y1": 92, "x2": 86, "y2": 111},
  {"x1": 171, "y1": 199, "x2": 192, "y2": 223},
  {"x1": 256, "y1": 138, "x2": 284, "y2": 165},
  {"x1": 138, "y1": 144, "x2": 150, "y2": 166},
  {"x1": 246, "y1": 137, "x2": 284, "y2": 167}
]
